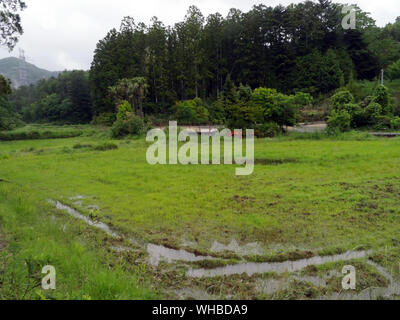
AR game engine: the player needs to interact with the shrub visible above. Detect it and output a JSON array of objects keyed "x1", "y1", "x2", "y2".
[
  {"x1": 254, "y1": 122, "x2": 281, "y2": 138},
  {"x1": 365, "y1": 102, "x2": 383, "y2": 123},
  {"x1": 387, "y1": 59, "x2": 400, "y2": 80},
  {"x1": 173, "y1": 98, "x2": 209, "y2": 124},
  {"x1": 111, "y1": 114, "x2": 145, "y2": 138},
  {"x1": 327, "y1": 110, "x2": 351, "y2": 132},
  {"x1": 93, "y1": 113, "x2": 116, "y2": 126},
  {"x1": 238, "y1": 84, "x2": 252, "y2": 102},
  {"x1": 92, "y1": 142, "x2": 118, "y2": 151},
  {"x1": 330, "y1": 90, "x2": 354, "y2": 110},
  {"x1": 116, "y1": 101, "x2": 133, "y2": 121},
  {"x1": 226, "y1": 101, "x2": 263, "y2": 130},
  {"x1": 373, "y1": 85, "x2": 392, "y2": 115},
  {"x1": 0, "y1": 96, "x2": 23, "y2": 131},
  {"x1": 73, "y1": 143, "x2": 93, "y2": 149},
  {"x1": 374, "y1": 115, "x2": 392, "y2": 130},
  {"x1": 391, "y1": 117, "x2": 400, "y2": 130},
  {"x1": 250, "y1": 88, "x2": 300, "y2": 127}
]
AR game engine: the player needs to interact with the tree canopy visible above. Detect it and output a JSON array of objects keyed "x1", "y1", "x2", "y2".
[
  {"x1": 89, "y1": 1, "x2": 386, "y2": 117},
  {"x1": 0, "y1": 0, "x2": 26, "y2": 50}
]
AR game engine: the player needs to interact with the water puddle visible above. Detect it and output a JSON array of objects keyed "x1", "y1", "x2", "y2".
[
  {"x1": 147, "y1": 244, "x2": 215, "y2": 266},
  {"x1": 49, "y1": 198, "x2": 399, "y2": 300},
  {"x1": 211, "y1": 239, "x2": 263, "y2": 256},
  {"x1": 50, "y1": 200, "x2": 216, "y2": 266},
  {"x1": 187, "y1": 250, "x2": 369, "y2": 278},
  {"x1": 49, "y1": 200, "x2": 120, "y2": 238}
]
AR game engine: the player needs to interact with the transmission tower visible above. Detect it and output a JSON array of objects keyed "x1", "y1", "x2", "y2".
[{"x1": 18, "y1": 48, "x2": 28, "y2": 87}]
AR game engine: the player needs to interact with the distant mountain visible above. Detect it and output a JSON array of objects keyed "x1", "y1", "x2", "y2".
[{"x1": 0, "y1": 57, "x2": 60, "y2": 88}]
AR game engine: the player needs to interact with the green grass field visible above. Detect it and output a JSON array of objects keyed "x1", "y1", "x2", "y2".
[{"x1": 1, "y1": 126, "x2": 400, "y2": 299}]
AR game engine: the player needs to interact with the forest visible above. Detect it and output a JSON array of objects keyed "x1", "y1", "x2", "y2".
[{"x1": 3, "y1": 0, "x2": 400, "y2": 135}]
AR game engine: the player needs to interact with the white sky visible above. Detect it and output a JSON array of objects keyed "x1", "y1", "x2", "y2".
[{"x1": 0, "y1": 0, "x2": 398, "y2": 71}]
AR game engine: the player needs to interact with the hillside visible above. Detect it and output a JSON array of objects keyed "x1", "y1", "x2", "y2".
[{"x1": 0, "y1": 57, "x2": 60, "y2": 88}]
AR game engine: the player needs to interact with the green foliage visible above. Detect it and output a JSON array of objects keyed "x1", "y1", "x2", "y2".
[
  {"x1": 0, "y1": 75, "x2": 22, "y2": 131},
  {"x1": 0, "y1": 0, "x2": 26, "y2": 50},
  {"x1": 327, "y1": 110, "x2": 351, "y2": 133},
  {"x1": 390, "y1": 116, "x2": 400, "y2": 130},
  {"x1": 0, "y1": 76, "x2": 11, "y2": 96},
  {"x1": 0, "y1": 96, "x2": 22, "y2": 131},
  {"x1": 254, "y1": 122, "x2": 281, "y2": 138},
  {"x1": 328, "y1": 84, "x2": 399, "y2": 131},
  {"x1": 89, "y1": 2, "x2": 382, "y2": 117},
  {"x1": 92, "y1": 142, "x2": 119, "y2": 151},
  {"x1": 250, "y1": 88, "x2": 301, "y2": 127},
  {"x1": 373, "y1": 85, "x2": 392, "y2": 114},
  {"x1": 238, "y1": 84, "x2": 252, "y2": 102},
  {"x1": 292, "y1": 50, "x2": 345, "y2": 94},
  {"x1": 116, "y1": 101, "x2": 133, "y2": 121},
  {"x1": 291, "y1": 92, "x2": 313, "y2": 108},
  {"x1": 173, "y1": 98, "x2": 209, "y2": 124},
  {"x1": 226, "y1": 101, "x2": 263, "y2": 129},
  {"x1": 387, "y1": 59, "x2": 400, "y2": 80},
  {"x1": 330, "y1": 90, "x2": 355, "y2": 110},
  {"x1": 92, "y1": 113, "x2": 116, "y2": 126},
  {"x1": 365, "y1": 102, "x2": 383, "y2": 123},
  {"x1": 111, "y1": 114, "x2": 146, "y2": 138},
  {"x1": 109, "y1": 77, "x2": 149, "y2": 118},
  {"x1": 0, "y1": 126, "x2": 84, "y2": 141},
  {"x1": 11, "y1": 70, "x2": 92, "y2": 124},
  {"x1": 373, "y1": 115, "x2": 392, "y2": 130}
]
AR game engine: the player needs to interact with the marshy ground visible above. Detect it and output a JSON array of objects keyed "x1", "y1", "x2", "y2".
[{"x1": 1, "y1": 125, "x2": 400, "y2": 300}]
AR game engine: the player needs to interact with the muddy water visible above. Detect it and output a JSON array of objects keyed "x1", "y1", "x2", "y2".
[
  {"x1": 50, "y1": 200, "x2": 120, "y2": 238},
  {"x1": 147, "y1": 244, "x2": 216, "y2": 266},
  {"x1": 50, "y1": 200, "x2": 216, "y2": 266},
  {"x1": 187, "y1": 250, "x2": 369, "y2": 278}
]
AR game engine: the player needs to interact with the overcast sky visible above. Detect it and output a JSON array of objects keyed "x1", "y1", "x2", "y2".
[{"x1": 0, "y1": 0, "x2": 398, "y2": 71}]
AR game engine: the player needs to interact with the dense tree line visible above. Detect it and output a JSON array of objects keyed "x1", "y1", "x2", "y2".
[
  {"x1": 89, "y1": 0, "x2": 395, "y2": 120},
  {"x1": 10, "y1": 70, "x2": 92, "y2": 123},
  {"x1": 0, "y1": 75, "x2": 22, "y2": 130}
]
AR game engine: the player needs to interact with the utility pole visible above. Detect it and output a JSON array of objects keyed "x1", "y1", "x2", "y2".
[{"x1": 381, "y1": 69, "x2": 384, "y2": 86}]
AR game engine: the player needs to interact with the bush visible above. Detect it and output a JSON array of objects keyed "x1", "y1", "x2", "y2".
[
  {"x1": 173, "y1": 98, "x2": 209, "y2": 124},
  {"x1": 0, "y1": 129, "x2": 82, "y2": 141},
  {"x1": 93, "y1": 113, "x2": 116, "y2": 126},
  {"x1": 116, "y1": 101, "x2": 133, "y2": 121},
  {"x1": 111, "y1": 114, "x2": 146, "y2": 138},
  {"x1": 327, "y1": 110, "x2": 351, "y2": 133},
  {"x1": 250, "y1": 88, "x2": 300, "y2": 127},
  {"x1": 387, "y1": 59, "x2": 400, "y2": 80},
  {"x1": 330, "y1": 90, "x2": 354, "y2": 110},
  {"x1": 365, "y1": 102, "x2": 383, "y2": 123},
  {"x1": 254, "y1": 123, "x2": 281, "y2": 138},
  {"x1": 374, "y1": 115, "x2": 392, "y2": 130},
  {"x1": 226, "y1": 101, "x2": 263, "y2": 130},
  {"x1": 73, "y1": 143, "x2": 93, "y2": 149},
  {"x1": 0, "y1": 96, "x2": 23, "y2": 131},
  {"x1": 373, "y1": 85, "x2": 392, "y2": 115},
  {"x1": 391, "y1": 117, "x2": 400, "y2": 130},
  {"x1": 93, "y1": 142, "x2": 118, "y2": 151}
]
